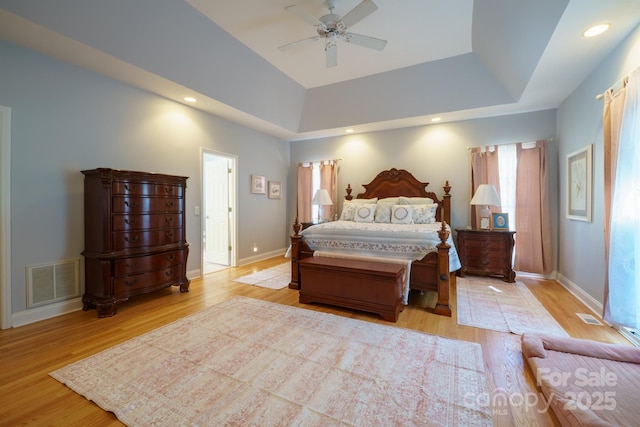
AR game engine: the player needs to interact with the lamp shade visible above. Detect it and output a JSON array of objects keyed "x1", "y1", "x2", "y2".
[
  {"x1": 312, "y1": 189, "x2": 333, "y2": 206},
  {"x1": 470, "y1": 184, "x2": 500, "y2": 207}
]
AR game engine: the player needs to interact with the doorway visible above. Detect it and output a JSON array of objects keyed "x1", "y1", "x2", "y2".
[{"x1": 202, "y1": 150, "x2": 237, "y2": 275}]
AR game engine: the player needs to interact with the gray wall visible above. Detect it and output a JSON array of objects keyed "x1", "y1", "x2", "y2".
[
  {"x1": 556, "y1": 24, "x2": 640, "y2": 306},
  {"x1": 1, "y1": 40, "x2": 290, "y2": 315},
  {"x1": 288, "y1": 109, "x2": 558, "y2": 265}
]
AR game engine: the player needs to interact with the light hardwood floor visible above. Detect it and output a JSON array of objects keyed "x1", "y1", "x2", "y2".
[{"x1": 0, "y1": 257, "x2": 631, "y2": 426}]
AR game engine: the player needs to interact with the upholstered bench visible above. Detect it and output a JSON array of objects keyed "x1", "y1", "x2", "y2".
[{"x1": 298, "y1": 257, "x2": 406, "y2": 322}]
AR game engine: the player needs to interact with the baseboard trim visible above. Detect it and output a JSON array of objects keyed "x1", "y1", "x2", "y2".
[
  {"x1": 556, "y1": 273, "x2": 607, "y2": 324},
  {"x1": 238, "y1": 248, "x2": 288, "y2": 266},
  {"x1": 12, "y1": 297, "x2": 83, "y2": 328}
]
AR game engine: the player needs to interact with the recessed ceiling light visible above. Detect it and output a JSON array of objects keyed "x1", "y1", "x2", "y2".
[
  {"x1": 431, "y1": 117, "x2": 442, "y2": 122},
  {"x1": 345, "y1": 129, "x2": 354, "y2": 133},
  {"x1": 184, "y1": 97, "x2": 197, "y2": 103},
  {"x1": 583, "y1": 23, "x2": 610, "y2": 38}
]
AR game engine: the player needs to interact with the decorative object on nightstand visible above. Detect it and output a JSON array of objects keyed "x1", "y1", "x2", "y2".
[
  {"x1": 456, "y1": 228, "x2": 516, "y2": 282},
  {"x1": 470, "y1": 184, "x2": 501, "y2": 230},
  {"x1": 312, "y1": 188, "x2": 333, "y2": 221}
]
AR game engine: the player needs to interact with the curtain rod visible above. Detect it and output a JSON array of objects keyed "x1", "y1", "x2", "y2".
[
  {"x1": 298, "y1": 158, "x2": 341, "y2": 165},
  {"x1": 466, "y1": 138, "x2": 553, "y2": 150},
  {"x1": 596, "y1": 74, "x2": 630, "y2": 100}
]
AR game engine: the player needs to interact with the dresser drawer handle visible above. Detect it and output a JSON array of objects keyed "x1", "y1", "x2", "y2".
[
  {"x1": 124, "y1": 279, "x2": 137, "y2": 286},
  {"x1": 124, "y1": 218, "x2": 138, "y2": 225},
  {"x1": 124, "y1": 200, "x2": 139, "y2": 208},
  {"x1": 124, "y1": 235, "x2": 139, "y2": 243},
  {"x1": 165, "y1": 231, "x2": 174, "y2": 240},
  {"x1": 165, "y1": 201, "x2": 174, "y2": 208},
  {"x1": 123, "y1": 184, "x2": 138, "y2": 192},
  {"x1": 165, "y1": 217, "x2": 173, "y2": 224},
  {"x1": 166, "y1": 254, "x2": 176, "y2": 261},
  {"x1": 125, "y1": 261, "x2": 139, "y2": 269},
  {"x1": 164, "y1": 187, "x2": 174, "y2": 194},
  {"x1": 165, "y1": 269, "x2": 174, "y2": 276}
]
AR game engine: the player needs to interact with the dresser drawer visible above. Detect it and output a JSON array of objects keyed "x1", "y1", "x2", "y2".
[
  {"x1": 112, "y1": 181, "x2": 184, "y2": 198},
  {"x1": 113, "y1": 228, "x2": 184, "y2": 250},
  {"x1": 112, "y1": 213, "x2": 183, "y2": 231},
  {"x1": 112, "y1": 196, "x2": 183, "y2": 213},
  {"x1": 114, "y1": 249, "x2": 187, "y2": 276},
  {"x1": 114, "y1": 264, "x2": 185, "y2": 294}
]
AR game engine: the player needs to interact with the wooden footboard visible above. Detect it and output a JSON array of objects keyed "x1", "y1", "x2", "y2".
[{"x1": 289, "y1": 220, "x2": 452, "y2": 317}]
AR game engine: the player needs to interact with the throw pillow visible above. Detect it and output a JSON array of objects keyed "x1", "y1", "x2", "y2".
[
  {"x1": 391, "y1": 205, "x2": 413, "y2": 224},
  {"x1": 354, "y1": 204, "x2": 376, "y2": 223},
  {"x1": 413, "y1": 203, "x2": 438, "y2": 224}
]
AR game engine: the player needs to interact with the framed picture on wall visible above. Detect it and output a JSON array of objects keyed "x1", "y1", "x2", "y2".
[
  {"x1": 566, "y1": 144, "x2": 592, "y2": 222},
  {"x1": 251, "y1": 174, "x2": 266, "y2": 194},
  {"x1": 492, "y1": 213, "x2": 509, "y2": 230},
  {"x1": 268, "y1": 181, "x2": 281, "y2": 199}
]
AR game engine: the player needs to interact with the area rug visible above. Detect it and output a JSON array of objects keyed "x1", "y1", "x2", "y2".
[
  {"x1": 457, "y1": 276, "x2": 568, "y2": 336},
  {"x1": 51, "y1": 297, "x2": 493, "y2": 426},
  {"x1": 233, "y1": 262, "x2": 290, "y2": 289}
]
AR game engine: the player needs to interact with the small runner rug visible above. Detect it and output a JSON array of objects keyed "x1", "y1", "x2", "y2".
[
  {"x1": 51, "y1": 297, "x2": 493, "y2": 426},
  {"x1": 233, "y1": 262, "x2": 290, "y2": 289},
  {"x1": 457, "y1": 276, "x2": 568, "y2": 336}
]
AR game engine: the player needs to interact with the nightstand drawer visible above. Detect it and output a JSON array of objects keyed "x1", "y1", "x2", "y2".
[
  {"x1": 463, "y1": 256, "x2": 509, "y2": 269},
  {"x1": 460, "y1": 238, "x2": 508, "y2": 250}
]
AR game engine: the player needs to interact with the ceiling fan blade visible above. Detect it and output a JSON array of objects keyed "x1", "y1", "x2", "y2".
[
  {"x1": 340, "y1": 0, "x2": 378, "y2": 28},
  {"x1": 285, "y1": 5, "x2": 323, "y2": 26},
  {"x1": 278, "y1": 36, "x2": 321, "y2": 51},
  {"x1": 344, "y1": 33, "x2": 387, "y2": 51},
  {"x1": 326, "y1": 42, "x2": 338, "y2": 68}
]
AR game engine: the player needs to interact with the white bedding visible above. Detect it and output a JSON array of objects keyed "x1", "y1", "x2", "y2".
[{"x1": 301, "y1": 220, "x2": 461, "y2": 272}]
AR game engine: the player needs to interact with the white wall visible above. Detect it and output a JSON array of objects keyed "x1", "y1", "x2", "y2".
[
  {"x1": 1, "y1": 40, "x2": 290, "y2": 317},
  {"x1": 289, "y1": 109, "x2": 558, "y2": 263},
  {"x1": 556, "y1": 24, "x2": 640, "y2": 307}
]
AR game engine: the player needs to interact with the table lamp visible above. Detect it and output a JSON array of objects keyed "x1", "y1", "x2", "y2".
[
  {"x1": 470, "y1": 184, "x2": 500, "y2": 229},
  {"x1": 312, "y1": 188, "x2": 333, "y2": 221}
]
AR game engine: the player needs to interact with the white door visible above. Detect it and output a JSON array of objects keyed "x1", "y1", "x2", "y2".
[{"x1": 203, "y1": 152, "x2": 235, "y2": 271}]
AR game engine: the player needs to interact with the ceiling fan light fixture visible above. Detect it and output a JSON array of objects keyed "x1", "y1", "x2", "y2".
[{"x1": 280, "y1": 0, "x2": 386, "y2": 68}]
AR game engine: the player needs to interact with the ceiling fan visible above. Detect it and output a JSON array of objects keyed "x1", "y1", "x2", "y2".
[{"x1": 278, "y1": 0, "x2": 387, "y2": 68}]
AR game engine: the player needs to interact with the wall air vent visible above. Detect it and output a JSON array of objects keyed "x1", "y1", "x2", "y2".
[{"x1": 26, "y1": 259, "x2": 80, "y2": 308}]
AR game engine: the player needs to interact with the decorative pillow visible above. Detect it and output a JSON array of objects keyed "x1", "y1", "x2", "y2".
[
  {"x1": 391, "y1": 205, "x2": 414, "y2": 224},
  {"x1": 339, "y1": 202, "x2": 357, "y2": 221},
  {"x1": 413, "y1": 203, "x2": 438, "y2": 224},
  {"x1": 354, "y1": 204, "x2": 376, "y2": 223},
  {"x1": 378, "y1": 197, "x2": 400, "y2": 205},
  {"x1": 399, "y1": 196, "x2": 434, "y2": 205},
  {"x1": 350, "y1": 197, "x2": 378, "y2": 204},
  {"x1": 374, "y1": 202, "x2": 394, "y2": 223}
]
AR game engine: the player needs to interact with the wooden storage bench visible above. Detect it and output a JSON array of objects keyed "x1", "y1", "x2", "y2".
[{"x1": 298, "y1": 257, "x2": 406, "y2": 322}]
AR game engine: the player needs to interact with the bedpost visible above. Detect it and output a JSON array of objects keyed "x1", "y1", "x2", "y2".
[
  {"x1": 434, "y1": 221, "x2": 452, "y2": 317},
  {"x1": 345, "y1": 184, "x2": 353, "y2": 201},
  {"x1": 442, "y1": 181, "x2": 451, "y2": 225},
  {"x1": 289, "y1": 217, "x2": 302, "y2": 289}
]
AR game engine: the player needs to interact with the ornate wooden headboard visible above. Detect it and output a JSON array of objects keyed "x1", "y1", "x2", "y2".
[{"x1": 345, "y1": 168, "x2": 451, "y2": 224}]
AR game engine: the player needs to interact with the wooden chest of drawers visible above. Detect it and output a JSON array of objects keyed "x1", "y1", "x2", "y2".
[
  {"x1": 82, "y1": 168, "x2": 190, "y2": 317},
  {"x1": 456, "y1": 228, "x2": 516, "y2": 282}
]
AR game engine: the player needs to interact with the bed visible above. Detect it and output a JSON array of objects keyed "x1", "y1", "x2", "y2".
[{"x1": 289, "y1": 168, "x2": 460, "y2": 317}]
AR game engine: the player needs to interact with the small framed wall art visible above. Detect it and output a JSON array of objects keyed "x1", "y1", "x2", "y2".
[
  {"x1": 268, "y1": 181, "x2": 281, "y2": 199},
  {"x1": 251, "y1": 174, "x2": 266, "y2": 194},
  {"x1": 566, "y1": 144, "x2": 592, "y2": 222},
  {"x1": 492, "y1": 213, "x2": 509, "y2": 230}
]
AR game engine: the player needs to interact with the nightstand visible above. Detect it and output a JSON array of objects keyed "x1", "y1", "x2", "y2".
[{"x1": 456, "y1": 228, "x2": 516, "y2": 282}]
